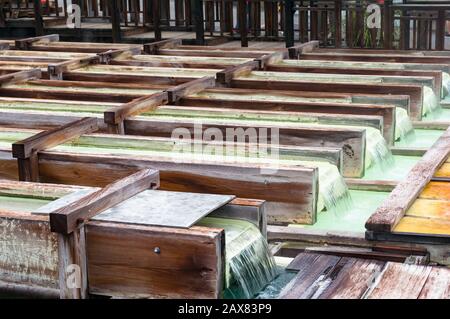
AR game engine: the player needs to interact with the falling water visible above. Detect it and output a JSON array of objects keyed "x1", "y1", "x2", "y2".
[
  {"x1": 363, "y1": 127, "x2": 393, "y2": 169},
  {"x1": 442, "y1": 72, "x2": 450, "y2": 97},
  {"x1": 300, "y1": 161, "x2": 351, "y2": 213},
  {"x1": 422, "y1": 86, "x2": 441, "y2": 116},
  {"x1": 395, "y1": 107, "x2": 414, "y2": 141},
  {"x1": 196, "y1": 217, "x2": 278, "y2": 299}
]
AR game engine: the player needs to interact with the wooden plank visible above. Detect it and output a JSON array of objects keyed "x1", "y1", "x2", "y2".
[
  {"x1": 12, "y1": 118, "x2": 98, "y2": 159},
  {"x1": 407, "y1": 198, "x2": 450, "y2": 220},
  {"x1": 48, "y1": 56, "x2": 100, "y2": 80},
  {"x1": 49, "y1": 168, "x2": 160, "y2": 235},
  {"x1": 288, "y1": 41, "x2": 319, "y2": 59},
  {"x1": 216, "y1": 61, "x2": 260, "y2": 85},
  {"x1": 143, "y1": 39, "x2": 182, "y2": 55},
  {"x1": 86, "y1": 221, "x2": 225, "y2": 298},
  {"x1": 166, "y1": 76, "x2": 215, "y2": 103},
  {"x1": 123, "y1": 118, "x2": 366, "y2": 178},
  {"x1": 35, "y1": 151, "x2": 319, "y2": 225},
  {"x1": 419, "y1": 181, "x2": 450, "y2": 200},
  {"x1": 279, "y1": 253, "x2": 341, "y2": 298},
  {"x1": 230, "y1": 80, "x2": 424, "y2": 120},
  {"x1": 320, "y1": 259, "x2": 385, "y2": 299},
  {"x1": 418, "y1": 267, "x2": 450, "y2": 299},
  {"x1": 366, "y1": 262, "x2": 432, "y2": 299},
  {"x1": 366, "y1": 127, "x2": 450, "y2": 232},
  {"x1": 104, "y1": 92, "x2": 168, "y2": 133},
  {"x1": 0, "y1": 69, "x2": 41, "y2": 86},
  {"x1": 435, "y1": 163, "x2": 450, "y2": 178},
  {"x1": 394, "y1": 216, "x2": 450, "y2": 237},
  {"x1": 15, "y1": 34, "x2": 59, "y2": 50}
]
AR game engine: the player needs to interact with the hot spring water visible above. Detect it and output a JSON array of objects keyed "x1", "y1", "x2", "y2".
[
  {"x1": 395, "y1": 107, "x2": 414, "y2": 141},
  {"x1": 423, "y1": 86, "x2": 441, "y2": 116},
  {"x1": 196, "y1": 217, "x2": 278, "y2": 299}
]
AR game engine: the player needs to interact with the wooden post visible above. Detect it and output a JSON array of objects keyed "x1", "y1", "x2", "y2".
[
  {"x1": 238, "y1": 0, "x2": 248, "y2": 47},
  {"x1": 193, "y1": 0, "x2": 204, "y2": 45},
  {"x1": 50, "y1": 169, "x2": 159, "y2": 299},
  {"x1": 436, "y1": 9, "x2": 446, "y2": 51},
  {"x1": 383, "y1": 0, "x2": 392, "y2": 49},
  {"x1": 152, "y1": 0, "x2": 162, "y2": 41},
  {"x1": 285, "y1": 0, "x2": 295, "y2": 48},
  {"x1": 110, "y1": 0, "x2": 122, "y2": 43},
  {"x1": 0, "y1": 0, "x2": 6, "y2": 28},
  {"x1": 334, "y1": 0, "x2": 342, "y2": 48},
  {"x1": 12, "y1": 118, "x2": 99, "y2": 182},
  {"x1": 33, "y1": 0, "x2": 44, "y2": 36}
]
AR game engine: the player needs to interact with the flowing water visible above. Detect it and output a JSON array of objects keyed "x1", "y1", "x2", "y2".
[
  {"x1": 423, "y1": 86, "x2": 441, "y2": 116},
  {"x1": 196, "y1": 217, "x2": 278, "y2": 299},
  {"x1": 362, "y1": 127, "x2": 393, "y2": 169},
  {"x1": 395, "y1": 107, "x2": 414, "y2": 141},
  {"x1": 443, "y1": 72, "x2": 450, "y2": 97}
]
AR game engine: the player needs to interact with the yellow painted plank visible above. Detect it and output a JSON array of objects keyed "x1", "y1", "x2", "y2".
[
  {"x1": 394, "y1": 216, "x2": 450, "y2": 236},
  {"x1": 407, "y1": 198, "x2": 450, "y2": 221},
  {"x1": 435, "y1": 163, "x2": 450, "y2": 178},
  {"x1": 419, "y1": 182, "x2": 450, "y2": 200}
]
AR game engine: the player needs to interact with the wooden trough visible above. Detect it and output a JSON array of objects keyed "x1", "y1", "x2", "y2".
[{"x1": 0, "y1": 174, "x2": 268, "y2": 299}]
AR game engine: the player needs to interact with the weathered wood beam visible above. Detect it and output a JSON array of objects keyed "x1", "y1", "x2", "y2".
[
  {"x1": 15, "y1": 34, "x2": 60, "y2": 50},
  {"x1": 0, "y1": 69, "x2": 42, "y2": 86},
  {"x1": 48, "y1": 56, "x2": 100, "y2": 80},
  {"x1": 288, "y1": 41, "x2": 319, "y2": 59},
  {"x1": 216, "y1": 61, "x2": 260, "y2": 85},
  {"x1": 166, "y1": 76, "x2": 215, "y2": 103},
  {"x1": 97, "y1": 47, "x2": 142, "y2": 64},
  {"x1": 366, "y1": 127, "x2": 450, "y2": 233},
  {"x1": 49, "y1": 168, "x2": 160, "y2": 235},
  {"x1": 12, "y1": 118, "x2": 99, "y2": 182},
  {"x1": 104, "y1": 92, "x2": 168, "y2": 134},
  {"x1": 143, "y1": 39, "x2": 182, "y2": 55}
]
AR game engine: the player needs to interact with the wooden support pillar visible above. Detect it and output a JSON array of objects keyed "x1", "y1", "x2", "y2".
[
  {"x1": 152, "y1": 0, "x2": 162, "y2": 41},
  {"x1": 50, "y1": 169, "x2": 160, "y2": 299},
  {"x1": 238, "y1": 0, "x2": 248, "y2": 47},
  {"x1": 34, "y1": 0, "x2": 44, "y2": 36},
  {"x1": 12, "y1": 118, "x2": 99, "y2": 182},
  {"x1": 436, "y1": 9, "x2": 446, "y2": 51},
  {"x1": 383, "y1": 0, "x2": 392, "y2": 49},
  {"x1": 334, "y1": 0, "x2": 342, "y2": 48},
  {"x1": 0, "y1": 1, "x2": 6, "y2": 28},
  {"x1": 110, "y1": 0, "x2": 122, "y2": 43},
  {"x1": 193, "y1": 0, "x2": 205, "y2": 45},
  {"x1": 285, "y1": 0, "x2": 295, "y2": 48}
]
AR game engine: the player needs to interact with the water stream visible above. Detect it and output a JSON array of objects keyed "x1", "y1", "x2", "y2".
[{"x1": 196, "y1": 217, "x2": 278, "y2": 299}]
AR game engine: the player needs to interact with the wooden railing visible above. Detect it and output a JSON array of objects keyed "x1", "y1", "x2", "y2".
[{"x1": 1, "y1": 0, "x2": 449, "y2": 49}]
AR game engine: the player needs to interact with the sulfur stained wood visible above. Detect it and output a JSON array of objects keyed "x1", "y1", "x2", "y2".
[
  {"x1": 301, "y1": 52, "x2": 450, "y2": 65},
  {"x1": 366, "y1": 262, "x2": 432, "y2": 299},
  {"x1": 366, "y1": 127, "x2": 450, "y2": 233},
  {"x1": 123, "y1": 118, "x2": 366, "y2": 178},
  {"x1": 229, "y1": 80, "x2": 423, "y2": 120},
  {"x1": 0, "y1": 211, "x2": 59, "y2": 290},
  {"x1": 36, "y1": 151, "x2": 319, "y2": 225},
  {"x1": 419, "y1": 182, "x2": 450, "y2": 200},
  {"x1": 434, "y1": 163, "x2": 450, "y2": 178},
  {"x1": 394, "y1": 216, "x2": 450, "y2": 237},
  {"x1": 266, "y1": 65, "x2": 443, "y2": 99},
  {"x1": 407, "y1": 199, "x2": 450, "y2": 220}
]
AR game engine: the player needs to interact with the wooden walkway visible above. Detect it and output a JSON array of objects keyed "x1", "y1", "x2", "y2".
[{"x1": 279, "y1": 253, "x2": 450, "y2": 299}]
